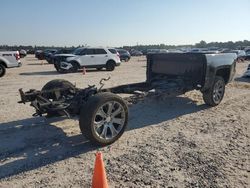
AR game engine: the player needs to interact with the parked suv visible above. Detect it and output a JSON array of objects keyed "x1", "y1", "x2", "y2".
[
  {"x1": 35, "y1": 49, "x2": 57, "y2": 60},
  {"x1": 116, "y1": 49, "x2": 131, "y2": 62},
  {"x1": 55, "y1": 47, "x2": 121, "y2": 73}
]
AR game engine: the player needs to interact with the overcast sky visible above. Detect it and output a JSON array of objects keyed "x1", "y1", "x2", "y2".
[{"x1": 0, "y1": 0, "x2": 249, "y2": 47}]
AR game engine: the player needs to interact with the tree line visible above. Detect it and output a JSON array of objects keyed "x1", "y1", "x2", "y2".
[
  {"x1": 125, "y1": 40, "x2": 250, "y2": 51},
  {"x1": 0, "y1": 40, "x2": 249, "y2": 52}
]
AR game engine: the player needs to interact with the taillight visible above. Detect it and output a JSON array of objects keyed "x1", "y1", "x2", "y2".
[{"x1": 15, "y1": 51, "x2": 20, "y2": 60}]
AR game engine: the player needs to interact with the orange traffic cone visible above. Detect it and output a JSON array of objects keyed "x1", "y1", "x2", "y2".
[
  {"x1": 92, "y1": 152, "x2": 109, "y2": 188},
  {"x1": 82, "y1": 67, "x2": 86, "y2": 75}
]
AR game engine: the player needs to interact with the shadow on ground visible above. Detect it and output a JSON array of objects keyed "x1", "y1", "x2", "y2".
[
  {"x1": 85, "y1": 69, "x2": 106, "y2": 72},
  {"x1": 19, "y1": 68, "x2": 107, "y2": 76},
  {"x1": 20, "y1": 71, "x2": 60, "y2": 76},
  {"x1": 27, "y1": 63, "x2": 50, "y2": 66},
  {"x1": 0, "y1": 96, "x2": 208, "y2": 179},
  {"x1": 25, "y1": 58, "x2": 40, "y2": 62},
  {"x1": 0, "y1": 117, "x2": 97, "y2": 179}
]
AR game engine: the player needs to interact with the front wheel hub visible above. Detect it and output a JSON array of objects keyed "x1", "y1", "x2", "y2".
[
  {"x1": 94, "y1": 101, "x2": 126, "y2": 140},
  {"x1": 213, "y1": 80, "x2": 224, "y2": 103}
]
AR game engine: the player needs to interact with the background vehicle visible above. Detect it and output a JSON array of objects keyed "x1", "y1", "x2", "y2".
[
  {"x1": 0, "y1": 51, "x2": 21, "y2": 77},
  {"x1": 43, "y1": 49, "x2": 57, "y2": 61},
  {"x1": 235, "y1": 50, "x2": 246, "y2": 61},
  {"x1": 187, "y1": 48, "x2": 220, "y2": 54},
  {"x1": 147, "y1": 49, "x2": 168, "y2": 54},
  {"x1": 244, "y1": 51, "x2": 250, "y2": 60},
  {"x1": 116, "y1": 49, "x2": 131, "y2": 62},
  {"x1": 46, "y1": 48, "x2": 74, "y2": 64},
  {"x1": 243, "y1": 64, "x2": 250, "y2": 77},
  {"x1": 55, "y1": 47, "x2": 121, "y2": 73},
  {"x1": 229, "y1": 50, "x2": 246, "y2": 61},
  {"x1": 35, "y1": 49, "x2": 57, "y2": 60},
  {"x1": 35, "y1": 50, "x2": 43, "y2": 59},
  {"x1": 19, "y1": 49, "x2": 27, "y2": 58},
  {"x1": 130, "y1": 50, "x2": 143, "y2": 56},
  {"x1": 19, "y1": 52, "x2": 236, "y2": 145},
  {"x1": 26, "y1": 49, "x2": 35, "y2": 54}
]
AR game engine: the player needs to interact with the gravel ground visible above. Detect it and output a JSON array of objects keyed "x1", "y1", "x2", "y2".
[{"x1": 0, "y1": 55, "x2": 249, "y2": 187}]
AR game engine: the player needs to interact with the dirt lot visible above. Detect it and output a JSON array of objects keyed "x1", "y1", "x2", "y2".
[{"x1": 0, "y1": 55, "x2": 249, "y2": 187}]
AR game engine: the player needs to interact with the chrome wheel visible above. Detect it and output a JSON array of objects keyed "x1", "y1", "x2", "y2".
[
  {"x1": 94, "y1": 101, "x2": 126, "y2": 140},
  {"x1": 213, "y1": 80, "x2": 224, "y2": 103},
  {"x1": 79, "y1": 92, "x2": 128, "y2": 146}
]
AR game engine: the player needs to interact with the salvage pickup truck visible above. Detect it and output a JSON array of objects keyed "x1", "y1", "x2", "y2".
[
  {"x1": 19, "y1": 53, "x2": 237, "y2": 145},
  {"x1": 0, "y1": 51, "x2": 21, "y2": 77}
]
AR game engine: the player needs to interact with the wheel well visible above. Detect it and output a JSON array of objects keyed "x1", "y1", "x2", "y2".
[
  {"x1": 0, "y1": 61, "x2": 7, "y2": 68},
  {"x1": 106, "y1": 60, "x2": 116, "y2": 65},
  {"x1": 216, "y1": 68, "x2": 230, "y2": 83},
  {"x1": 69, "y1": 60, "x2": 80, "y2": 68}
]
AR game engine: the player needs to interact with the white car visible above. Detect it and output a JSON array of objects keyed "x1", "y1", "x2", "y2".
[
  {"x1": 55, "y1": 47, "x2": 121, "y2": 73},
  {"x1": 231, "y1": 50, "x2": 246, "y2": 61},
  {"x1": 0, "y1": 51, "x2": 21, "y2": 77}
]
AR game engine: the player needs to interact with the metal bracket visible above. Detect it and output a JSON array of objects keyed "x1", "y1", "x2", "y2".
[{"x1": 98, "y1": 76, "x2": 111, "y2": 91}]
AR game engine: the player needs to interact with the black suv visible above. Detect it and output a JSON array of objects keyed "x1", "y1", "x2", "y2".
[
  {"x1": 35, "y1": 49, "x2": 57, "y2": 60},
  {"x1": 116, "y1": 49, "x2": 131, "y2": 62}
]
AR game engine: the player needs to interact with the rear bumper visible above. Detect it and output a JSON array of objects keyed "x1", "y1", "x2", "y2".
[
  {"x1": 116, "y1": 62, "x2": 121, "y2": 66},
  {"x1": 7, "y1": 62, "x2": 21, "y2": 68}
]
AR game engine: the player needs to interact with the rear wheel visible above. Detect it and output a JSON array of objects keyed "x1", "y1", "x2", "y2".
[
  {"x1": 106, "y1": 61, "x2": 115, "y2": 71},
  {"x1": 79, "y1": 92, "x2": 128, "y2": 146},
  {"x1": 0, "y1": 64, "x2": 6, "y2": 77},
  {"x1": 203, "y1": 76, "x2": 225, "y2": 106}
]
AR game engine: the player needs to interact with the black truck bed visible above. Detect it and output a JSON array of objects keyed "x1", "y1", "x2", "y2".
[{"x1": 105, "y1": 53, "x2": 207, "y2": 95}]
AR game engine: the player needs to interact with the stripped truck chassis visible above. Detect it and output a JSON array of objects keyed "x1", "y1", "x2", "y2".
[
  {"x1": 18, "y1": 77, "x2": 185, "y2": 146},
  {"x1": 19, "y1": 53, "x2": 236, "y2": 145}
]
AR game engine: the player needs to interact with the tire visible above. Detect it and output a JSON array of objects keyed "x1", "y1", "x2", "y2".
[
  {"x1": 42, "y1": 79, "x2": 75, "y2": 100},
  {"x1": 41, "y1": 79, "x2": 76, "y2": 117},
  {"x1": 54, "y1": 62, "x2": 65, "y2": 73},
  {"x1": 125, "y1": 57, "x2": 129, "y2": 62},
  {"x1": 0, "y1": 64, "x2": 6, "y2": 77},
  {"x1": 54, "y1": 63, "x2": 59, "y2": 71},
  {"x1": 106, "y1": 61, "x2": 115, "y2": 71},
  {"x1": 203, "y1": 76, "x2": 225, "y2": 106},
  {"x1": 79, "y1": 92, "x2": 128, "y2": 146},
  {"x1": 70, "y1": 61, "x2": 79, "y2": 73}
]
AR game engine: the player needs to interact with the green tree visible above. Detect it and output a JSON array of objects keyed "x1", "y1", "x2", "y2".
[{"x1": 195, "y1": 40, "x2": 207, "y2": 48}]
